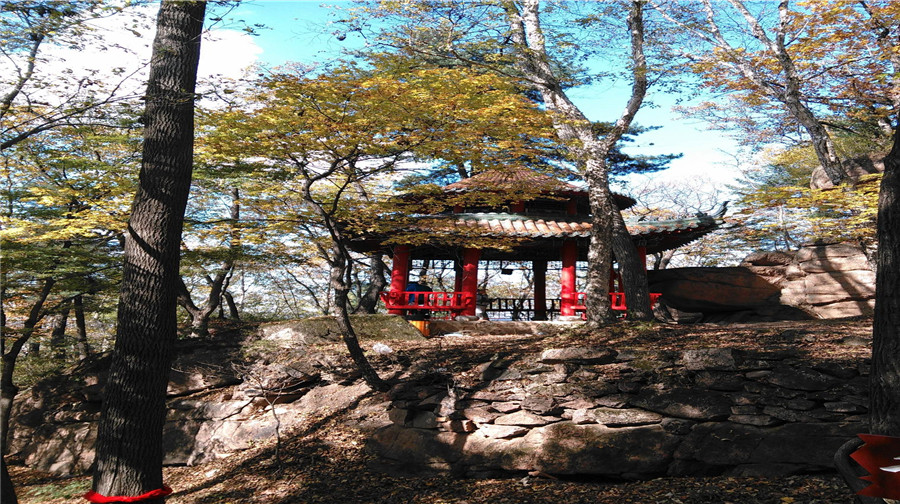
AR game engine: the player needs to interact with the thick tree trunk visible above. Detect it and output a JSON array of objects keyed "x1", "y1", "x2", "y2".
[
  {"x1": 611, "y1": 210, "x2": 652, "y2": 320},
  {"x1": 2, "y1": 457, "x2": 17, "y2": 504},
  {"x1": 583, "y1": 159, "x2": 615, "y2": 325},
  {"x1": 91, "y1": 2, "x2": 205, "y2": 501},
  {"x1": 870, "y1": 128, "x2": 900, "y2": 436}
]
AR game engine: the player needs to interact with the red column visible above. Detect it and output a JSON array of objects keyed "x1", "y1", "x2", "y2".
[
  {"x1": 461, "y1": 248, "x2": 480, "y2": 316},
  {"x1": 533, "y1": 259, "x2": 547, "y2": 320},
  {"x1": 388, "y1": 245, "x2": 410, "y2": 315},
  {"x1": 560, "y1": 240, "x2": 577, "y2": 316}
]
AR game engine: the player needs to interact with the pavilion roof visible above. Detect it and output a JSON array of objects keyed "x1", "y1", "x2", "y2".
[
  {"x1": 416, "y1": 211, "x2": 725, "y2": 254},
  {"x1": 443, "y1": 168, "x2": 636, "y2": 210}
]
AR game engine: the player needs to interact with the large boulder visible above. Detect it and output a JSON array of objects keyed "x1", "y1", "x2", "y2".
[
  {"x1": 647, "y1": 267, "x2": 783, "y2": 312},
  {"x1": 648, "y1": 242, "x2": 876, "y2": 321},
  {"x1": 258, "y1": 314, "x2": 426, "y2": 347},
  {"x1": 810, "y1": 153, "x2": 885, "y2": 189}
]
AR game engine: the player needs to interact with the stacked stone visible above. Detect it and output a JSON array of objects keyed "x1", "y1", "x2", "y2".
[{"x1": 374, "y1": 345, "x2": 868, "y2": 479}]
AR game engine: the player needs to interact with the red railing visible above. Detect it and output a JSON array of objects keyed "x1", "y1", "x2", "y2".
[
  {"x1": 380, "y1": 291, "x2": 474, "y2": 316},
  {"x1": 381, "y1": 290, "x2": 661, "y2": 319},
  {"x1": 574, "y1": 292, "x2": 662, "y2": 312}
]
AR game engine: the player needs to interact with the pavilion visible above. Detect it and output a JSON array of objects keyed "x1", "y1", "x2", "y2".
[{"x1": 353, "y1": 168, "x2": 726, "y2": 320}]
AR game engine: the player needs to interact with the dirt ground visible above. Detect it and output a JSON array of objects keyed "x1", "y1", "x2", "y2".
[{"x1": 10, "y1": 318, "x2": 872, "y2": 503}]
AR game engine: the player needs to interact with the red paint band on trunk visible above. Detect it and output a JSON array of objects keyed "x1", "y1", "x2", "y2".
[{"x1": 83, "y1": 485, "x2": 173, "y2": 503}]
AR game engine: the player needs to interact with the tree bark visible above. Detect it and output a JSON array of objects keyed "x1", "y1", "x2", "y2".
[
  {"x1": 1, "y1": 276, "x2": 52, "y2": 504},
  {"x1": 611, "y1": 211, "x2": 652, "y2": 320},
  {"x1": 48, "y1": 303, "x2": 70, "y2": 360},
  {"x1": 506, "y1": 0, "x2": 648, "y2": 326},
  {"x1": 1, "y1": 277, "x2": 54, "y2": 456},
  {"x1": 330, "y1": 245, "x2": 388, "y2": 391},
  {"x1": 294, "y1": 160, "x2": 386, "y2": 390},
  {"x1": 678, "y1": 0, "x2": 847, "y2": 185},
  {"x1": 177, "y1": 268, "x2": 230, "y2": 338},
  {"x1": 2, "y1": 456, "x2": 17, "y2": 504},
  {"x1": 73, "y1": 294, "x2": 91, "y2": 361},
  {"x1": 222, "y1": 290, "x2": 241, "y2": 320},
  {"x1": 870, "y1": 126, "x2": 900, "y2": 436},
  {"x1": 178, "y1": 187, "x2": 239, "y2": 337},
  {"x1": 354, "y1": 254, "x2": 387, "y2": 314},
  {"x1": 91, "y1": 2, "x2": 205, "y2": 501}
]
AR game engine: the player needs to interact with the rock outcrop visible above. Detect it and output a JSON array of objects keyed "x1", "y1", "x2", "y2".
[
  {"x1": 649, "y1": 242, "x2": 875, "y2": 321},
  {"x1": 8, "y1": 316, "x2": 423, "y2": 475},
  {"x1": 810, "y1": 153, "x2": 885, "y2": 190}
]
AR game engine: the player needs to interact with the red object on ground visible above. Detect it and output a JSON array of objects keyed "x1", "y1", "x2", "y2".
[
  {"x1": 851, "y1": 433, "x2": 900, "y2": 499},
  {"x1": 83, "y1": 485, "x2": 173, "y2": 503}
]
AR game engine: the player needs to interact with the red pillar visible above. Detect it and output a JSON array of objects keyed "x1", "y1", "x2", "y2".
[
  {"x1": 533, "y1": 259, "x2": 547, "y2": 320},
  {"x1": 388, "y1": 245, "x2": 410, "y2": 315},
  {"x1": 560, "y1": 240, "x2": 577, "y2": 316},
  {"x1": 461, "y1": 248, "x2": 480, "y2": 316}
]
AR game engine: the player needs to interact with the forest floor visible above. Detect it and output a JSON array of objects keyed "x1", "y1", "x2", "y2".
[{"x1": 11, "y1": 318, "x2": 872, "y2": 504}]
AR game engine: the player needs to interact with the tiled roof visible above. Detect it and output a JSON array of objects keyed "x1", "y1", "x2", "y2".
[
  {"x1": 415, "y1": 212, "x2": 723, "y2": 253},
  {"x1": 443, "y1": 168, "x2": 636, "y2": 209},
  {"x1": 444, "y1": 168, "x2": 584, "y2": 194}
]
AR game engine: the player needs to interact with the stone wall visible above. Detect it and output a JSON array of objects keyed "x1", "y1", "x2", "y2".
[
  {"x1": 372, "y1": 344, "x2": 868, "y2": 479},
  {"x1": 8, "y1": 318, "x2": 869, "y2": 481},
  {"x1": 649, "y1": 243, "x2": 875, "y2": 321}
]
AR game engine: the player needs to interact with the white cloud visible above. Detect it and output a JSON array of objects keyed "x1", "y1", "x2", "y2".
[
  {"x1": 199, "y1": 29, "x2": 264, "y2": 81},
  {"x1": 1, "y1": 4, "x2": 263, "y2": 111}
]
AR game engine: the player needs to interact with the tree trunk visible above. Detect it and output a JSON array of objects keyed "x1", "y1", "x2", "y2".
[
  {"x1": 354, "y1": 254, "x2": 387, "y2": 314},
  {"x1": 870, "y1": 127, "x2": 900, "y2": 436},
  {"x1": 91, "y1": 2, "x2": 205, "y2": 501},
  {"x1": 2, "y1": 457, "x2": 17, "y2": 504},
  {"x1": 177, "y1": 269, "x2": 230, "y2": 338},
  {"x1": 611, "y1": 210, "x2": 652, "y2": 320},
  {"x1": 654, "y1": 250, "x2": 675, "y2": 270},
  {"x1": 330, "y1": 245, "x2": 387, "y2": 391},
  {"x1": 297, "y1": 161, "x2": 386, "y2": 391},
  {"x1": 223, "y1": 290, "x2": 240, "y2": 320},
  {"x1": 179, "y1": 186, "x2": 240, "y2": 334},
  {"x1": 48, "y1": 303, "x2": 70, "y2": 360},
  {"x1": 583, "y1": 160, "x2": 615, "y2": 325},
  {"x1": 73, "y1": 294, "x2": 91, "y2": 361},
  {"x1": 1, "y1": 277, "x2": 54, "y2": 456},
  {"x1": 0, "y1": 277, "x2": 53, "y2": 504},
  {"x1": 506, "y1": 0, "x2": 647, "y2": 326}
]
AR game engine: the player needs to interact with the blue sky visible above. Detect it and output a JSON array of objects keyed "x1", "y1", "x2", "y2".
[{"x1": 215, "y1": 1, "x2": 743, "y2": 199}]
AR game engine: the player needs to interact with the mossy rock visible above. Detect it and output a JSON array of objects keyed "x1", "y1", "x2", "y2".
[{"x1": 258, "y1": 314, "x2": 427, "y2": 347}]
